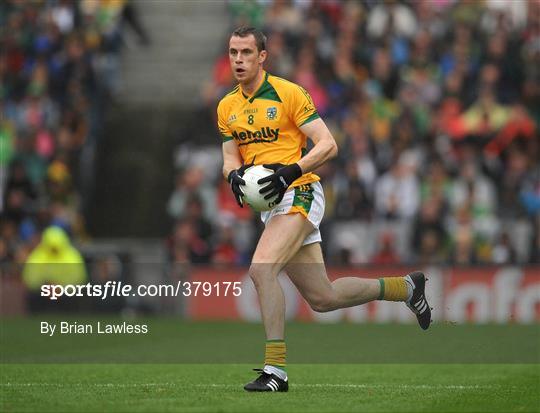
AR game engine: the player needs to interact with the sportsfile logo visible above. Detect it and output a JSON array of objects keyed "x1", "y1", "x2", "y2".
[
  {"x1": 40, "y1": 281, "x2": 242, "y2": 300},
  {"x1": 232, "y1": 127, "x2": 279, "y2": 146}
]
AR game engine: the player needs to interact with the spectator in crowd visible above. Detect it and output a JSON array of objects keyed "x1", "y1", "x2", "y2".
[
  {"x1": 168, "y1": 218, "x2": 211, "y2": 264},
  {"x1": 212, "y1": 220, "x2": 240, "y2": 265},
  {"x1": 375, "y1": 151, "x2": 420, "y2": 220},
  {"x1": 371, "y1": 232, "x2": 400, "y2": 265},
  {"x1": 412, "y1": 197, "x2": 448, "y2": 264},
  {"x1": 23, "y1": 225, "x2": 86, "y2": 289},
  {"x1": 491, "y1": 231, "x2": 517, "y2": 265},
  {"x1": 167, "y1": 167, "x2": 216, "y2": 224},
  {"x1": 450, "y1": 220, "x2": 479, "y2": 265},
  {"x1": 449, "y1": 159, "x2": 497, "y2": 239},
  {"x1": 22, "y1": 225, "x2": 86, "y2": 311},
  {"x1": 167, "y1": 194, "x2": 214, "y2": 264},
  {"x1": 420, "y1": 159, "x2": 452, "y2": 207}
]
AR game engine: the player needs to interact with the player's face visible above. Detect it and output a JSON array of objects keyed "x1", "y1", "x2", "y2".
[{"x1": 229, "y1": 35, "x2": 266, "y2": 84}]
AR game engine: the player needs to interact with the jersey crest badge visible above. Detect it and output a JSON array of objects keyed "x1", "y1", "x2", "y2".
[{"x1": 266, "y1": 107, "x2": 277, "y2": 120}]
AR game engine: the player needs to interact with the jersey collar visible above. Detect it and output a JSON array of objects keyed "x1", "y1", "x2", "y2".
[
  {"x1": 238, "y1": 71, "x2": 282, "y2": 104},
  {"x1": 240, "y1": 71, "x2": 268, "y2": 101}
]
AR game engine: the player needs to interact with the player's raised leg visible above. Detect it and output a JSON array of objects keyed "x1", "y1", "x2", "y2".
[
  {"x1": 244, "y1": 212, "x2": 314, "y2": 392},
  {"x1": 285, "y1": 243, "x2": 432, "y2": 329}
]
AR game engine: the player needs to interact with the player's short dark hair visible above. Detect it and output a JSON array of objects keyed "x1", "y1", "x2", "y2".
[{"x1": 231, "y1": 27, "x2": 266, "y2": 52}]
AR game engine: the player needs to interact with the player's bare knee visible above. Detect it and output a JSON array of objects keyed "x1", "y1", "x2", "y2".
[
  {"x1": 248, "y1": 264, "x2": 278, "y2": 288},
  {"x1": 308, "y1": 294, "x2": 336, "y2": 313}
]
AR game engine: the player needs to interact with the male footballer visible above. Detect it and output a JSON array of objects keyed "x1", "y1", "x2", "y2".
[{"x1": 218, "y1": 27, "x2": 432, "y2": 392}]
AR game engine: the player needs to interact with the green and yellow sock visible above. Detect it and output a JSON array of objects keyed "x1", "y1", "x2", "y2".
[
  {"x1": 378, "y1": 277, "x2": 411, "y2": 302},
  {"x1": 265, "y1": 339, "x2": 286, "y2": 369}
]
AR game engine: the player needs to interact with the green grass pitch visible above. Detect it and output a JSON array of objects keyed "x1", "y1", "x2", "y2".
[
  {"x1": 1, "y1": 319, "x2": 539, "y2": 412},
  {"x1": 2, "y1": 364, "x2": 538, "y2": 412}
]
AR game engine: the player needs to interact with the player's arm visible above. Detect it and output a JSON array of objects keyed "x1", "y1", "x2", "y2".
[
  {"x1": 222, "y1": 140, "x2": 243, "y2": 180},
  {"x1": 297, "y1": 118, "x2": 338, "y2": 173},
  {"x1": 258, "y1": 84, "x2": 337, "y2": 203},
  {"x1": 223, "y1": 140, "x2": 252, "y2": 208},
  {"x1": 218, "y1": 100, "x2": 250, "y2": 207}
]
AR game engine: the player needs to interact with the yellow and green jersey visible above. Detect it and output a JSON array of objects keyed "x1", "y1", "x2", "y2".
[{"x1": 217, "y1": 71, "x2": 321, "y2": 187}]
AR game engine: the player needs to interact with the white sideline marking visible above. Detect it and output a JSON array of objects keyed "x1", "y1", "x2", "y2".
[
  {"x1": 0, "y1": 383, "x2": 513, "y2": 390},
  {"x1": 199, "y1": 384, "x2": 510, "y2": 390}
]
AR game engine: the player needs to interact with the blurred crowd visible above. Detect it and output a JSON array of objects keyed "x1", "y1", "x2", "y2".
[
  {"x1": 170, "y1": 0, "x2": 539, "y2": 266},
  {"x1": 0, "y1": 0, "x2": 147, "y2": 266}
]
